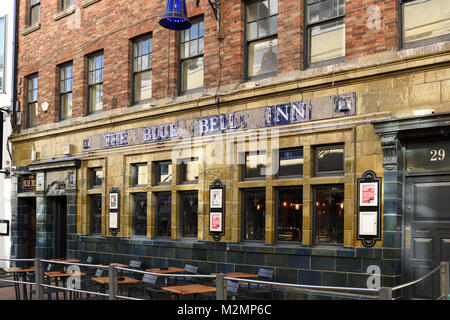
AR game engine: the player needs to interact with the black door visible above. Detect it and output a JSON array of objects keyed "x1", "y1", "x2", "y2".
[
  {"x1": 17, "y1": 198, "x2": 36, "y2": 259},
  {"x1": 48, "y1": 197, "x2": 67, "y2": 259},
  {"x1": 404, "y1": 175, "x2": 450, "y2": 299}
]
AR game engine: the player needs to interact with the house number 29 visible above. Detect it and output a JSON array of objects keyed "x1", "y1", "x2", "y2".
[{"x1": 430, "y1": 149, "x2": 446, "y2": 161}]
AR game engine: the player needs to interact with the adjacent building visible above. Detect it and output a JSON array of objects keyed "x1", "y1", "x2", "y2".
[
  {"x1": 0, "y1": 0, "x2": 16, "y2": 269},
  {"x1": 8, "y1": 0, "x2": 450, "y2": 299}
]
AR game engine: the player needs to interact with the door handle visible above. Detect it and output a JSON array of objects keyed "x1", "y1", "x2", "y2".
[{"x1": 405, "y1": 226, "x2": 411, "y2": 250}]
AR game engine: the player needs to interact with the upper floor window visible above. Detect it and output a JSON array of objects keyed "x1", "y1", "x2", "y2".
[
  {"x1": 132, "y1": 163, "x2": 147, "y2": 187},
  {"x1": 61, "y1": 0, "x2": 75, "y2": 11},
  {"x1": 277, "y1": 148, "x2": 303, "y2": 178},
  {"x1": 87, "y1": 52, "x2": 103, "y2": 113},
  {"x1": 306, "y1": 0, "x2": 345, "y2": 67},
  {"x1": 243, "y1": 152, "x2": 267, "y2": 180},
  {"x1": 133, "y1": 35, "x2": 152, "y2": 104},
  {"x1": 29, "y1": 0, "x2": 40, "y2": 25},
  {"x1": 314, "y1": 144, "x2": 344, "y2": 176},
  {"x1": 180, "y1": 19, "x2": 204, "y2": 93},
  {"x1": 89, "y1": 167, "x2": 103, "y2": 189},
  {"x1": 245, "y1": 0, "x2": 278, "y2": 79},
  {"x1": 401, "y1": 0, "x2": 450, "y2": 48},
  {"x1": 59, "y1": 62, "x2": 73, "y2": 121},
  {"x1": 27, "y1": 75, "x2": 38, "y2": 128},
  {"x1": 179, "y1": 158, "x2": 199, "y2": 184},
  {"x1": 0, "y1": 17, "x2": 5, "y2": 93}
]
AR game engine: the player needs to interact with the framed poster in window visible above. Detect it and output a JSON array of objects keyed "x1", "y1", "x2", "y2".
[
  {"x1": 357, "y1": 171, "x2": 382, "y2": 247},
  {"x1": 209, "y1": 179, "x2": 225, "y2": 241},
  {"x1": 109, "y1": 192, "x2": 118, "y2": 210},
  {"x1": 210, "y1": 189, "x2": 223, "y2": 209}
]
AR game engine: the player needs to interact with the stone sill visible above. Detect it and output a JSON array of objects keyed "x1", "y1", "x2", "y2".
[
  {"x1": 53, "y1": 6, "x2": 76, "y2": 21},
  {"x1": 81, "y1": 0, "x2": 101, "y2": 8},
  {"x1": 21, "y1": 23, "x2": 40, "y2": 36}
]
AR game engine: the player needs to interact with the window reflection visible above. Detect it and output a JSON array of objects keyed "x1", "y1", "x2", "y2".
[
  {"x1": 277, "y1": 188, "x2": 302, "y2": 242},
  {"x1": 244, "y1": 152, "x2": 266, "y2": 179},
  {"x1": 243, "y1": 189, "x2": 265, "y2": 241},
  {"x1": 132, "y1": 193, "x2": 147, "y2": 236},
  {"x1": 156, "y1": 192, "x2": 171, "y2": 238},
  {"x1": 89, "y1": 194, "x2": 102, "y2": 235},
  {"x1": 155, "y1": 161, "x2": 172, "y2": 185},
  {"x1": 314, "y1": 185, "x2": 344, "y2": 244},
  {"x1": 180, "y1": 158, "x2": 199, "y2": 183},
  {"x1": 180, "y1": 191, "x2": 198, "y2": 238},
  {"x1": 278, "y1": 149, "x2": 303, "y2": 177}
]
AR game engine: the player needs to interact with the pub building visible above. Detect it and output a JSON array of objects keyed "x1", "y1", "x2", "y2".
[{"x1": 8, "y1": 0, "x2": 450, "y2": 299}]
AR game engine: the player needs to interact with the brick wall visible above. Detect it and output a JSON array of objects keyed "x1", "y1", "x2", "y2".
[{"x1": 16, "y1": 0, "x2": 400, "y2": 130}]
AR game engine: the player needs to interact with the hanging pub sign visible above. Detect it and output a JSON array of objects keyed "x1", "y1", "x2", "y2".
[
  {"x1": 109, "y1": 187, "x2": 120, "y2": 237},
  {"x1": 0, "y1": 220, "x2": 9, "y2": 236},
  {"x1": 209, "y1": 179, "x2": 225, "y2": 241},
  {"x1": 357, "y1": 170, "x2": 382, "y2": 247},
  {"x1": 18, "y1": 174, "x2": 36, "y2": 193}
]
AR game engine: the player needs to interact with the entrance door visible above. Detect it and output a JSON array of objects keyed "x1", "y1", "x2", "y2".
[
  {"x1": 17, "y1": 198, "x2": 36, "y2": 259},
  {"x1": 404, "y1": 175, "x2": 450, "y2": 299},
  {"x1": 48, "y1": 197, "x2": 67, "y2": 259}
]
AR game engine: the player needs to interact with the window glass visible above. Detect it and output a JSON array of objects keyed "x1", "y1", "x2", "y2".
[
  {"x1": 27, "y1": 76, "x2": 38, "y2": 127},
  {"x1": 403, "y1": 0, "x2": 450, "y2": 45},
  {"x1": 246, "y1": 0, "x2": 278, "y2": 78},
  {"x1": 90, "y1": 168, "x2": 102, "y2": 188},
  {"x1": 89, "y1": 194, "x2": 102, "y2": 234},
  {"x1": 60, "y1": 64, "x2": 73, "y2": 120},
  {"x1": 244, "y1": 152, "x2": 266, "y2": 179},
  {"x1": 30, "y1": 0, "x2": 40, "y2": 25},
  {"x1": 156, "y1": 192, "x2": 171, "y2": 238},
  {"x1": 132, "y1": 193, "x2": 147, "y2": 236},
  {"x1": 315, "y1": 144, "x2": 344, "y2": 175},
  {"x1": 88, "y1": 53, "x2": 103, "y2": 113},
  {"x1": 180, "y1": 191, "x2": 198, "y2": 238},
  {"x1": 243, "y1": 189, "x2": 265, "y2": 241},
  {"x1": 155, "y1": 162, "x2": 172, "y2": 185},
  {"x1": 132, "y1": 164, "x2": 147, "y2": 186},
  {"x1": 180, "y1": 20, "x2": 204, "y2": 92},
  {"x1": 133, "y1": 36, "x2": 152, "y2": 102},
  {"x1": 310, "y1": 19, "x2": 345, "y2": 64},
  {"x1": 306, "y1": 0, "x2": 345, "y2": 65},
  {"x1": 314, "y1": 185, "x2": 344, "y2": 244},
  {"x1": 61, "y1": 0, "x2": 74, "y2": 10},
  {"x1": 278, "y1": 149, "x2": 303, "y2": 177},
  {"x1": 277, "y1": 187, "x2": 302, "y2": 242},
  {"x1": 180, "y1": 158, "x2": 199, "y2": 183}
]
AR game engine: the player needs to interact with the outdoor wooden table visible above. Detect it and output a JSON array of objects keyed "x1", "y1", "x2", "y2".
[
  {"x1": 3, "y1": 267, "x2": 35, "y2": 300},
  {"x1": 50, "y1": 259, "x2": 81, "y2": 263},
  {"x1": 145, "y1": 267, "x2": 186, "y2": 274},
  {"x1": 91, "y1": 276, "x2": 140, "y2": 296},
  {"x1": 45, "y1": 271, "x2": 86, "y2": 300},
  {"x1": 162, "y1": 284, "x2": 216, "y2": 299}
]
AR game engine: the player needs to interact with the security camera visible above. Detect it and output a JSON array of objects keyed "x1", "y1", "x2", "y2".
[{"x1": 11, "y1": 166, "x2": 17, "y2": 171}]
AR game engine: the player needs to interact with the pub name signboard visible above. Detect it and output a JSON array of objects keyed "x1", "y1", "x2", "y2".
[{"x1": 82, "y1": 93, "x2": 356, "y2": 151}]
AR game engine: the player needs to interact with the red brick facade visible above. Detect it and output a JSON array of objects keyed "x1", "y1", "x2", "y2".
[{"x1": 16, "y1": 0, "x2": 400, "y2": 129}]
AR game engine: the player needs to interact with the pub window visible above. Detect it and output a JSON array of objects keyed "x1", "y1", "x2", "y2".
[
  {"x1": 305, "y1": 0, "x2": 345, "y2": 67},
  {"x1": 29, "y1": 0, "x2": 40, "y2": 26},
  {"x1": 27, "y1": 75, "x2": 38, "y2": 128},
  {"x1": 89, "y1": 168, "x2": 102, "y2": 189},
  {"x1": 401, "y1": 0, "x2": 450, "y2": 48},
  {"x1": 243, "y1": 152, "x2": 267, "y2": 180},
  {"x1": 314, "y1": 144, "x2": 344, "y2": 176},
  {"x1": 314, "y1": 185, "x2": 344, "y2": 244},
  {"x1": 154, "y1": 161, "x2": 172, "y2": 185},
  {"x1": 156, "y1": 192, "x2": 171, "y2": 238},
  {"x1": 133, "y1": 35, "x2": 152, "y2": 103},
  {"x1": 180, "y1": 191, "x2": 198, "y2": 238},
  {"x1": 179, "y1": 158, "x2": 199, "y2": 184},
  {"x1": 242, "y1": 188, "x2": 266, "y2": 241},
  {"x1": 59, "y1": 62, "x2": 73, "y2": 121},
  {"x1": 277, "y1": 148, "x2": 303, "y2": 178},
  {"x1": 89, "y1": 194, "x2": 102, "y2": 235},
  {"x1": 180, "y1": 19, "x2": 204, "y2": 93},
  {"x1": 132, "y1": 163, "x2": 147, "y2": 187},
  {"x1": 277, "y1": 187, "x2": 302, "y2": 242},
  {"x1": 60, "y1": 0, "x2": 75, "y2": 11},
  {"x1": 87, "y1": 52, "x2": 103, "y2": 114},
  {"x1": 245, "y1": 0, "x2": 278, "y2": 79},
  {"x1": 132, "y1": 193, "x2": 147, "y2": 237}
]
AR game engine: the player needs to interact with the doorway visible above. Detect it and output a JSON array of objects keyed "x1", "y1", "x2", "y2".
[
  {"x1": 48, "y1": 197, "x2": 67, "y2": 259},
  {"x1": 404, "y1": 175, "x2": 450, "y2": 299},
  {"x1": 17, "y1": 198, "x2": 36, "y2": 259}
]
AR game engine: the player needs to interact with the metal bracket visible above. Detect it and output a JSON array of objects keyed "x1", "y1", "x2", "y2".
[{"x1": 197, "y1": 0, "x2": 221, "y2": 35}]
